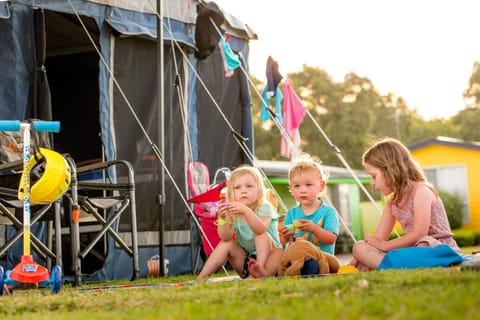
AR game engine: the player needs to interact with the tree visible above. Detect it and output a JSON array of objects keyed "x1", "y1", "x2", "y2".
[
  {"x1": 451, "y1": 60, "x2": 480, "y2": 141},
  {"x1": 250, "y1": 60, "x2": 480, "y2": 165},
  {"x1": 463, "y1": 61, "x2": 480, "y2": 109},
  {"x1": 407, "y1": 117, "x2": 460, "y2": 145},
  {"x1": 451, "y1": 108, "x2": 480, "y2": 141}
]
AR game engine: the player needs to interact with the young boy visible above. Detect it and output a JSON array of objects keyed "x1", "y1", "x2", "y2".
[{"x1": 279, "y1": 154, "x2": 340, "y2": 275}]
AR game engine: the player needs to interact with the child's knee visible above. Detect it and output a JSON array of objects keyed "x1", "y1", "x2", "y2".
[
  {"x1": 352, "y1": 240, "x2": 368, "y2": 256},
  {"x1": 254, "y1": 232, "x2": 272, "y2": 246}
]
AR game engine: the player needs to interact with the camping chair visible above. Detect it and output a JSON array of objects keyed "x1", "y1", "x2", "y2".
[
  {"x1": 66, "y1": 159, "x2": 139, "y2": 286},
  {"x1": 0, "y1": 158, "x2": 64, "y2": 272}
]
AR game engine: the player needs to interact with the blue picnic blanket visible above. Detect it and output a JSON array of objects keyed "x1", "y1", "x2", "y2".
[{"x1": 378, "y1": 244, "x2": 466, "y2": 270}]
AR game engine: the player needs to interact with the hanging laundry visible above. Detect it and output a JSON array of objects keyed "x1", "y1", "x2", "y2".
[
  {"x1": 260, "y1": 86, "x2": 283, "y2": 123},
  {"x1": 194, "y1": 1, "x2": 225, "y2": 60},
  {"x1": 218, "y1": 35, "x2": 241, "y2": 77},
  {"x1": 266, "y1": 56, "x2": 283, "y2": 97},
  {"x1": 280, "y1": 129, "x2": 301, "y2": 159},
  {"x1": 281, "y1": 79, "x2": 306, "y2": 159},
  {"x1": 283, "y1": 79, "x2": 306, "y2": 134},
  {"x1": 218, "y1": 40, "x2": 233, "y2": 77}
]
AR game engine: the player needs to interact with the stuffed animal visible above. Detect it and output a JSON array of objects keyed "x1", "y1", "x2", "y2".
[{"x1": 278, "y1": 238, "x2": 340, "y2": 276}]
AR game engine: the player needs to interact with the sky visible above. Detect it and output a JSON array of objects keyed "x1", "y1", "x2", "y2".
[{"x1": 217, "y1": 0, "x2": 480, "y2": 120}]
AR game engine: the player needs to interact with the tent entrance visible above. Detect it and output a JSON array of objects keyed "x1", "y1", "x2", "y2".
[
  {"x1": 44, "y1": 10, "x2": 102, "y2": 163},
  {"x1": 47, "y1": 51, "x2": 102, "y2": 163},
  {"x1": 43, "y1": 11, "x2": 104, "y2": 276}
]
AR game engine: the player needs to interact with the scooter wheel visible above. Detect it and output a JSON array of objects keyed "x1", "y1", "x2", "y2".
[
  {"x1": 50, "y1": 265, "x2": 62, "y2": 294},
  {"x1": 0, "y1": 266, "x2": 4, "y2": 296}
]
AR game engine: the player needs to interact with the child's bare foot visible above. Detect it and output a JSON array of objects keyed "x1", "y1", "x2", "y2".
[{"x1": 248, "y1": 259, "x2": 269, "y2": 279}]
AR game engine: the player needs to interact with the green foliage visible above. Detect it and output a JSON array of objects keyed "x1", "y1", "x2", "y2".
[
  {"x1": 451, "y1": 108, "x2": 480, "y2": 141},
  {"x1": 250, "y1": 61, "x2": 480, "y2": 164},
  {"x1": 453, "y1": 228, "x2": 480, "y2": 247},
  {"x1": 406, "y1": 117, "x2": 461, "y2": 146},
  {"x1": 475, "y1": 232, "x2": 480, "y2": 246},
  {"x1": 453, "y1": 228, "x2": 477, "y2": 247},
  {"x1": 463, "y1": 61, "x2": 480, "y2": 108},
  {"x1": 438, "y1": 190, "x2": 464, "y2": 229}
]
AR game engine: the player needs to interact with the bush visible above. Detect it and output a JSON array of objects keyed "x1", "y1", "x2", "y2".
[
  {"x1": 438, "y1": 189, "x2": 463, "y2": 229},
  {"x1": 452, "y1": 228, "x2": 476, "y2": 247},
  {"x1": 474, "y1": 231, "x2": 480, "y2": 245}
]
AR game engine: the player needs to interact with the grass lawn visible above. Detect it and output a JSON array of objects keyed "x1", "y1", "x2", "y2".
[{"x1": 1, "y1": 259, "x2": 479, "y2": 319}]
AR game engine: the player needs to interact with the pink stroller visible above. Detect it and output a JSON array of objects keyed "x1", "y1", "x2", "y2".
[{"x1": 187, "y1": 162, "x2": 230, "y2": 256}]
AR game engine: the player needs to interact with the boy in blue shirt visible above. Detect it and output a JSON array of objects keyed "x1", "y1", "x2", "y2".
[{"x1": 280, "y1": 154, "x2": 339, "y2": 275}]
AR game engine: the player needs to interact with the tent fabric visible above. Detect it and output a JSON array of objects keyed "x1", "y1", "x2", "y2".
[
  {"x1": 0, "y1": 2, "x2": 10, "y2": 19},
  {"x1": 88, "y1": 0, "x2": 256, "y2": 40},
  {"x1": 87, "y1": 0, "x2": 159, "y2": 15},
  {"x1": 88, "y1": 0, "x2": 258, "y2": 40},
  {"x1": 0, "y1": 3, "x2": 34, "y2": 120},
  {"x1": 106, "y1": 8, "x2": 195, "y2": 47},
  {"x1": 87, "y1": 0, "x2": 196, "y2": 22},
  {"x1": 0, "y1": 0, "x2": 256, "y2": 280},
  {"x1": 196, "y1": 44, "x2": 252, "y2": 170}
]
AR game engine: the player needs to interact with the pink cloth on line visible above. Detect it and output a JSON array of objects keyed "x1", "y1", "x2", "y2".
[
  {"x1": 282, "y1": 79, "x2": 306, "y2": 135},
  {"x1": 281, "y1": 79, "x2": 306, "y2": 158}
]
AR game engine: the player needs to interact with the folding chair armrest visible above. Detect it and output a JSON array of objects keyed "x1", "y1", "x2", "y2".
[
  {"x1": 0, "y1": 186, "x2": 18, "y2": 198},
  {"x1": 76, "y1": 160, "x2": 135, "y2": 192},
  {"x1": 0, "y1": 159, "x2": 23, "y2": 173},
  {"x1": 77, "y1": 181, "x2": 134, "y2": 191},
  {"x1": 76, "y1": 160, "x2": 133, "y2": 176}
]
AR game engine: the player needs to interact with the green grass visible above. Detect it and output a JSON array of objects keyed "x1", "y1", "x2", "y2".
[{"x1": 1, "y1": 265, "x2": 479, "y2": 319}]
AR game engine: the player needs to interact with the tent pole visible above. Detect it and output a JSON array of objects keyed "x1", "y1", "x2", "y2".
[{"x1": 157, "y1": 0, "x2": 166, "y2": 277}]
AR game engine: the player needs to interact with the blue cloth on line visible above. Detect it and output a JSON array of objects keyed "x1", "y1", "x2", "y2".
[
  {"x1": 220, "y1": 36, "x2": 240, "y2": 71},
  {"x1": 377, "y1": 244, "x2": 466, "y2": 270},
  {"x1": 260, "y1": 86, "x2": 283, "y2": 122}
]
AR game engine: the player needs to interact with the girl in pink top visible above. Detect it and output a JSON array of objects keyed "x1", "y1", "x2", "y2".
[{"x1": 350, "y1": 137, "x2": 460, "y2": 270}]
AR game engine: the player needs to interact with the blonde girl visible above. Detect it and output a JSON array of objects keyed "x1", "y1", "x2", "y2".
[{"x1": 196, "y1": 165, "x2": 283, "y2": 281}]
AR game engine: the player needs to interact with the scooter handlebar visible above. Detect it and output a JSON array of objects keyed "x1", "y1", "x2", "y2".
[
  {"x1": 32, "y1": 121, "x2": 60, "y2": 132},
  {"x1": 0, "y1": 120, "x2": 21, "y2": 131},
  {"x1": 0, "y1": 120, "x2": 60, "y2": 132}
]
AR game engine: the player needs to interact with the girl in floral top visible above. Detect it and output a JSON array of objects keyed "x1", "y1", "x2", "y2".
[{"x1": 350, "y1": 137, "x2": 460, "y2": 270}]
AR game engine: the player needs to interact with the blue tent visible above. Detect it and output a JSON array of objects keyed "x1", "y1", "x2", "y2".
[{"x1": 0, "y1": 0, "x2": 256, "y2": 281}]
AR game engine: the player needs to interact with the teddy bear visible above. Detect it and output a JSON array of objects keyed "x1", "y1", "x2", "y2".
[{"x1": 278, "y1": 238, "x2": 340, "y2": 276}]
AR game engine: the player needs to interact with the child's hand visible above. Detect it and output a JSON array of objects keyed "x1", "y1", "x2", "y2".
[
  {"x1": 297, "y1": 219, "x2": 315, "y2": 232},
  {"x1": 225, "y1": 201, "x2": 249, "y2": 216},
  {"x1": 364, "y1": 235, "x2": 388, "y2": 251},
  {"x1": 217, "y1": 200, "x2": 229, "y2": 219},
  {"x1": 279, "y1": 226, "x2": 294, "y2": 242}
]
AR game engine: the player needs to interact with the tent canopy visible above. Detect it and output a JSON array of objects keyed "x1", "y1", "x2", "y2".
[{"x1": 0, "y1": 0, "x2": 257, "y2": 279}]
